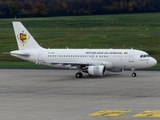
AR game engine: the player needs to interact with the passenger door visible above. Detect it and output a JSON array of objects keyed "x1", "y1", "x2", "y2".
[{"x1": 129, "y1": 51, "x2": 134, "y2": 62}]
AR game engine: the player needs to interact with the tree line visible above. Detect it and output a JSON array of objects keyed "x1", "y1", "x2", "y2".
[{"x1": 0, "y1": 0, "x2": 160, "y2": 18}]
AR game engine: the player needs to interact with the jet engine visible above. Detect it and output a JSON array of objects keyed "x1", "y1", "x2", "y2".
[{"x1": 88, "y1": 65, "x2": 106, "y2": 76}]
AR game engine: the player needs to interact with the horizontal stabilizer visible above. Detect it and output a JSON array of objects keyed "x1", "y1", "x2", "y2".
[{"x1": 10, "y1": 51, "x2": 30, "y2": 57}]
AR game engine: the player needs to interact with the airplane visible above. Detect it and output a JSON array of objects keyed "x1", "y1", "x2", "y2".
[{"x1": 10, "y1": 22, "x2": 157, "y2": 78}]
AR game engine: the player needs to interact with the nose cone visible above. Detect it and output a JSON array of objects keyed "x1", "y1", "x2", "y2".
[{"x1": 151, "y1": 58, "x2": 157, "y2": 66}]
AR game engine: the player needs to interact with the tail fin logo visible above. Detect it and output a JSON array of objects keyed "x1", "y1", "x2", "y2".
[{"x1": 17, "y1": 31, "x2": 30, "y2": 46}]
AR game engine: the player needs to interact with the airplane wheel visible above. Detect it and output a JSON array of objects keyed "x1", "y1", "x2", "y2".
[
  {"x1": 132, "y1": 73, "x2": 137, "y2": 77},
  {"x1": 75, "y1": 72, "x2": 83, "y2": 78}
]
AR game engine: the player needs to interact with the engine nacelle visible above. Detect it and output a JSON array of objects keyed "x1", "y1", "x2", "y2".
[
  {"x1": 88, "y1": 65, "x2": 106, "y2": 76},
  {"x1": 107, "y1": 68, "x2": 123, "y2": 72}
]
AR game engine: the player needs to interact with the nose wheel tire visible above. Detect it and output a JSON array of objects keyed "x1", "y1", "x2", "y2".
[
  {"x1": 75, "y1": 72, "x2": 83, "y2": 78},
  {"x1": 132, "y1": 73, "x2": 137, "y2": 77},
  {"x1": 131, "y1": 67, "x2": 137, "y2": 77}
]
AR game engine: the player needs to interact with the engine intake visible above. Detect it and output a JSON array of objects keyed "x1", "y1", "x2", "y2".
[{"x1": 88, "y1": 65, "x2": 106, "y2": 76}]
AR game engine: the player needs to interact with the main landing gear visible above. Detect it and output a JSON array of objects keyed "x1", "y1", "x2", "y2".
[
  {"x1": 131, "y1": 68, "x2": 137, "y2": 77},
  {"x1": 75, "y1": 72, "x2": 83, "y2": 78}
]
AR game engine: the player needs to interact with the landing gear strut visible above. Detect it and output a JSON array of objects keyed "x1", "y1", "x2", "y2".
[
  {"x1": 131, "y1": 68, "x2": 137, "y2": 77},
  {"x1": 75, "y1": 72, "x2": 83, "y2": 78}
]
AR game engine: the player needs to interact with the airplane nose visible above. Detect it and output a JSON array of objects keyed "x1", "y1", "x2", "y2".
[{"x1": 151, "y1": 58, "x2": 157, "y2": 66}]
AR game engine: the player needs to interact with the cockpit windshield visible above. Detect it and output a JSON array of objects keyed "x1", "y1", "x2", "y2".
[{"x1": 140, "y1": 55, "x2": 151, "y2": 58}]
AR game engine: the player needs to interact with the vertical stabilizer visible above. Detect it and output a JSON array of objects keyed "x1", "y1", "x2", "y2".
[{"x1": 12, "y1": 22, "x2": 42, "y2": 50}]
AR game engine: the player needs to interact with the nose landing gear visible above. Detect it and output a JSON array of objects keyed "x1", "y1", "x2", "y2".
[
  {"x1": 132, "y1": 72, "x2": 137, "y2": 77},
  {"x1": 131, "y1": 68, "x2": 137, "y2": 77}
]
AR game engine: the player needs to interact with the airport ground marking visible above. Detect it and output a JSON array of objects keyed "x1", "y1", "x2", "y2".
[
  {"x1": 88, "y1": 110, "x2": 131, "y2": 117},
  {"x1": 134, "y1": 110, "x2": 160, "y2": 117}
]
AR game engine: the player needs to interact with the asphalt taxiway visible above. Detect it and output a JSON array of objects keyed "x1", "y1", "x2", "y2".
[{"x1": 0, "y1": 69, "x2": 160, "y2": 120}]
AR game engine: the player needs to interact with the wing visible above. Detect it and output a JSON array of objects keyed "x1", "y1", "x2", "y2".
[{"x1": 45, "y1": 61, "x2": 113, "y2": 68}]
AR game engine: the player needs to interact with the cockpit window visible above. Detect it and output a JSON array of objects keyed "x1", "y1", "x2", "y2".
[
  {"x1": 140, "y1": 54, "x2": 150, "y2": 58},
  {"x1": 146, "y1": 55, "x2": 151, "y2": 57}
]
